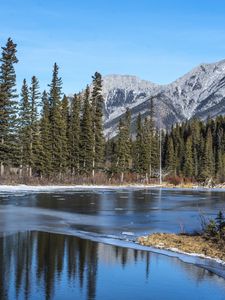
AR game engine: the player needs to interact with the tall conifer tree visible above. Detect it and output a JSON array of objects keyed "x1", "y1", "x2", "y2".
[
  {"x1": 39, "y1": 91, "x2": 51, "y2": 177},
  {"x1": 134, "y1": 113, "x2": 144, "y2": 176},
  {"x1": 29, "y1": 76, "x2": 41, "y2": 176},
  {"x1": 199, "y1": 128, "x2": 214, "y2": 180},
  {"x1": 0, "y1": 38, "x2": 18, "y2": 175},
  {"x1": 48, "y1": 63, "x2": 67, "y2": 176},
  {"x1": 80, "y1": 86, "x2": 93, "y2": 174},
  {"x1": 68, "y1": 94, "x2": 81, "y2": 175},
  {"x1": 165, "y1": 136, "x2": 176, "y2": 175},
  {"x1": 114, "y1": 109, "x2": 131, "y2": 182},
  {"x1": 19, "y1": 79, "x2": 32, "y2": 175},
  {"x1": 91, "y1": 72, "x2": 105, "y2": 177},
  {"x1": 184, "y1": 136, "x2": 194, "y2": 177}
]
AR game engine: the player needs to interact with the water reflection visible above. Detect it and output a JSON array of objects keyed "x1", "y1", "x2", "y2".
[{"x1": 0, "y1": 231, "x2": 225, "y2": 300}]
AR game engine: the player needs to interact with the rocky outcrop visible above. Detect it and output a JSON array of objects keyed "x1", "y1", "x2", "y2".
[{"x1": 103, "y1": 59, "x2": 225, "y2": 138}]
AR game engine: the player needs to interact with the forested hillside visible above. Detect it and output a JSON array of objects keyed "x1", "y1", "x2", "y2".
[{"x1": 0, "y1": 38, "x2": 225, "y2": 184}]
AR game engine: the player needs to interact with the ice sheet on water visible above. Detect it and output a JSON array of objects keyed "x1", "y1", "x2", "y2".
[
  {"x1": 0, "y1": 203, "x2": 224, "y2": 279},
  {"x1": 121, "y1": 232, "x2": 135, "y2": 236},
  {"x1": 1, "y1": 185, "x2": 225, "y2": 279}
]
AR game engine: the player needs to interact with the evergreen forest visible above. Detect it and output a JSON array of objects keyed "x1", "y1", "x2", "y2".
[{"x1": 1, "y1": 38, "x2": 225, "y2": 185}]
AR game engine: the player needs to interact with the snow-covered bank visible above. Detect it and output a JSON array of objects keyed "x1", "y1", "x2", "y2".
[
  {"x1": 1, "y1": 184, "x2": 225, "y2": 193},
  {"x1": 139, "y1": 239, "x2": 225, "y2": 266},
  {"x1": 138, "y1": 233, "x2": 225, "y2": 276},
  {"x1": 22, "y1": 227, "x2": 225, "y2": 279},
  {"x1": 133, "y1": 242, "x2": 225, "y2": 279},
  {"x1": 0, "y1": 184, "x2": 163, "y2": 192}
]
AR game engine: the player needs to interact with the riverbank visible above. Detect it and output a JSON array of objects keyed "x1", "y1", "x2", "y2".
[
  {"x1": 138, "y1": 233, "x2": 225, "y2": 264},
  {"x1": 1, "y1": 183, "x2": 225, "y2": 192},
  {"x1": 0, "y1": 184, "x2": 163, "y2": 192}
]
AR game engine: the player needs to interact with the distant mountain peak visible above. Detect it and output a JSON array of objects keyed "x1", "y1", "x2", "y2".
[
  {"x1": 103, "y1": 59, "x2": 225, "y2": 138},
  {"x1": 103, "y1": 74, "x2": 157, "y2": 92}
]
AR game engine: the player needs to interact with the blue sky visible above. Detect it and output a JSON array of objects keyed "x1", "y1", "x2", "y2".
[{"x1": 1, "y1": 0, "x2": 225, "y2": 94}]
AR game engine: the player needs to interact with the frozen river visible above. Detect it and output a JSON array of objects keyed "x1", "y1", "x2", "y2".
[{"x1": 0, "y1": 187, "x2": 225, "y2": 299}]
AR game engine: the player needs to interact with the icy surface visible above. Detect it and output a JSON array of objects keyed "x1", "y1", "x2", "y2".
[{"x1": 1, "y1": 187, "x2": 225, "y2": 278}]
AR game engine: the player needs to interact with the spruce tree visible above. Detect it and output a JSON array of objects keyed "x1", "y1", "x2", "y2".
[
  {"x1": 30, "y1": 76, "x2": 40, "y2": 124},
  {"x1": 165, "y1": 135, "x2": 176, "y2": 176},
  {"x1": 68, "y1": 93, "x2": 81, "y2": 175},
  {"x1": 138, "y1": 98, "x2": 159, "y2": 181},
  {"x1": 143, "y1": 122, "x2": 158, "y2": 181},
  {"x1": 215, "y1": 123, "x2": 225, "y2": 181},
  {"x1": 61, "y1": 94, "x2": 70, "y2": 139},
  {"x1": 80, "y1": 86, "x2": 93, "y2": 174},
  {"x1": 148, "y1": 98, "x2": 157, "y2": 178},
  {"x1": 199, "y1": 127, "x2": 214, "y2": 181},
  {"x1": 48, "y1": 63, "x2": 68, "y2": 177},
  {"x1": 142, "y1": 118, "x2": 151, "y2": 180},
  {"x1": 91, "y1": 72, "x2": 105, "y2": 177},
  {"x1": 184, "y1": 136, "x2": 194, "y2": 177},
  {"x1": 134, "y1": 113, "x2": 144, "y2": 176},
  {"x1": 0, "y1": 38, "x2": 19, "y2": 175},
  {"x1": 39, "y1": 91, "x2": 51, "y2": 177},
  {"x1": 19, "y1": 79, "x2": 32, "y2": 176},
  {"x1": 173, "y1": 124, "x2": 184, "y2": 176},
  {"x1": 114, "y1": 109, "x2": 131, "y2": 182},
  {"x1": 191, "y1": 119, "x2": 201, "y2": 178},
  {"x1": 29, "y1": 76, "x2": 41, "y2": 176}
]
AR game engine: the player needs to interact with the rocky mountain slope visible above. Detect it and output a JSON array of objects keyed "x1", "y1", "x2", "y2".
[{"x1": 103, "y1": 59, "x2": 225, "y2": 138}]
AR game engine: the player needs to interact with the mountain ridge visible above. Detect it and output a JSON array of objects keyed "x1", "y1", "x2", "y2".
[{"x1": 103, "y1": 59, "x2": 225, "y2": 138}]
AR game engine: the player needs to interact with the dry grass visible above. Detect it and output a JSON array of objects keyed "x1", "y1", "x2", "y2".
[
  {"x1": 138, "y1": 233, "x2": 225, "y2": 261},
  {"x1": 0, "y1": 173, "x2": 161, "y2": 186}
]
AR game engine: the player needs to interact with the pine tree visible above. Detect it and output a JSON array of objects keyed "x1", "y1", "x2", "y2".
[
  {"x1": 19, "y1": 79, "x2": 32, "y2": 176},
  {"x1": 148, "y1": 98, "x2": 157, "y2": 178},
  {"x1": 191, "y1": 119, "x2": 201, "y2": 178},
  {"x1": 144, "y1": 124, "x2": 158, "y2": 181},
  {"x1": 105, "y1": 137, "x2": 115, "y2": 170},
  {"x1": 142, "y1": 118, "x2": 151, "y2": 180},
  {"x1": 91, "y1": 72, "x2": 105, "y2": 177},
  {"x1": 114, "y1": 109, "x2": 131, "y2": 182},
  {"x1": 30, "y1": 76, "x2": 40, "y2": 124},
  {"x1": 80, "y1": 86, "x2": 93, "y2": 174},
  {"x1": 39, "y1": 91, "x2": 51, "y2": 177},
  {"x1": 183, "y1": 136, "x2": 194, "y2": 177},
  {"x1": 48, "y1": 63, "x2": 68, "y2": 176},
  {"x1": 61, "y1": 94, "x2": 70, "y2": 139},
  {"x1": 173, "y1": 124, "x2": 184, "y2": 176},
  {"x1": 137, "y1": 98, "x2": 159, "y2": 181},
  {"x1": 0, "y1": 38, "x2": 19, "y2": 175},
  {"x1": 165, "y1": 135, "x2": 176, "y2": 175},
  {"x1": 134, "y1": 113, "x2": 143, "y2": 176},
  {"x1": 214, "y1": 121, "x2": 225, "y2": 181},
  {"x1": 29, "y1": 76, "x2": 41, "y2": 176},
  {"x1": 199, "y1": 127, "x2": 214, "y2": 181},
  {"x1": 68, "y1": 94, "x2": 81, "y2": 175}
]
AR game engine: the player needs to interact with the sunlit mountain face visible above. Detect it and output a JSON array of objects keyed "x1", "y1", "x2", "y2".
[{"x1": 103, "y1": 60, "x2": 225, "y2": 137}]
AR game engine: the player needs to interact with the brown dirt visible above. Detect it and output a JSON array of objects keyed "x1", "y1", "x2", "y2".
[{"x1": 138, "y1": 233, "x2": 225, "y2": 262}]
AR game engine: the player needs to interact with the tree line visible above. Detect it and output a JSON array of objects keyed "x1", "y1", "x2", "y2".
[
  {"x1": 1, "y1": 37, "x2": 225, "y2": 184},
  {"x1": 107, "y1": 106, "x2": 225, "y2": 184},
  {"x1": 0, "y1": 38, "x2": 105, "y2": 181}
]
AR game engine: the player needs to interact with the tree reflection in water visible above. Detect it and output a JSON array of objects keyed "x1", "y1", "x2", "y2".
[
  {"x1": 0, "y1": 231, "x2": 151, "y2": 300},
  {"x1": 0, "y1": 231, "x2": 223, "y2": 300}
]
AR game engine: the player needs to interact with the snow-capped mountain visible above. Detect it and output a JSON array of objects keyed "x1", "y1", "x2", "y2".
[{"x1": 103, "y1": 59, "x2": 225, "y2": 138}]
